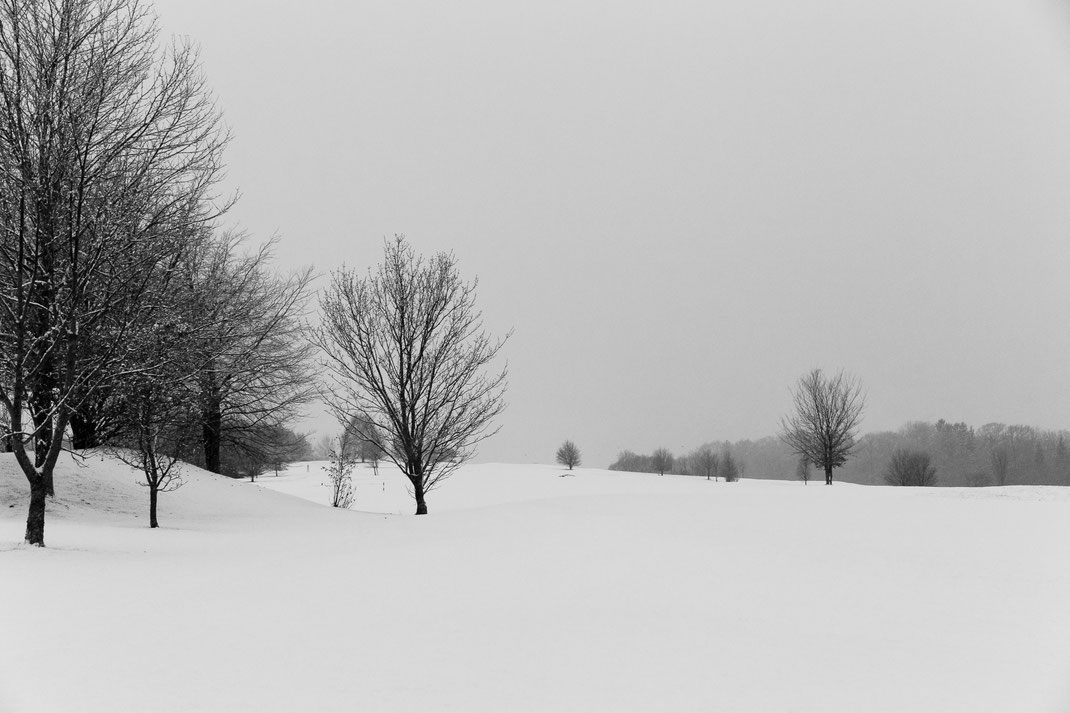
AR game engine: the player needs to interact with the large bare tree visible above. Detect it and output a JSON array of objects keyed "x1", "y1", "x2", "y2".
[
  {"x1": 0, "y1": 0, "x2": 228, "y2": 545},
  {"x1": 315, "y1": 236, "x2": 509, "y2": 515},
  {"x1": 182, "y1": 233, "x2": 316, "y2": 475},
  {"x1": 780, "y1": 369, "x2": 865, "y2": 485}
]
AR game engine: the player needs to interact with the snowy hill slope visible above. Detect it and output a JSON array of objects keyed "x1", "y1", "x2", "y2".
[
  {"x1": 2, "y1": 458, "x2": 1070, "y2": 712},
  {"x1": 0, "y1": 451, "x2": 332, "y2": 533}
]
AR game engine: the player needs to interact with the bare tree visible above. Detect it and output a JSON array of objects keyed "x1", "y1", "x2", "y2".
[
  {"x1": 795, "y1": 455, "x2": 811, "y2": 485},
  {"x1": 651, "y1": 448, "x2": 673, "y2": 476},
  {"x1": 556, "y1": 440, "x2": 581, "y2": 470},
  {"x1": 0, "y1": 0, "x2": 229, "y2": 545},
  {"x1": 313, "y1": 433, "x2": 333, "y2": 460},
  {"x1": 315, "y1": 236, "x2": 509, "y2": 515},
  {"x1": 106, "y1": 383, "x2": 194, "y2": 528},
  {"x1": 721, "y1": 447, "x2": 740, "y2": 482},
  {"x1": 183, "y1": 234, "x2": 317, "y2": 475},
  {"x1": 780, "y1": 369, "x2": 866, "y2": 485},
  {"x1": 883, "y1": 449, "x2": 937, "y2": 486},
  {"x1": 990, "y1": 446, "x2": 1010, "y2": 486},
  {"x1": 693, "y1": 446, "x2": 719, "y2": 481},
  {"x1": 104, "y1": 299, "x2": 203, "y2": 528}
]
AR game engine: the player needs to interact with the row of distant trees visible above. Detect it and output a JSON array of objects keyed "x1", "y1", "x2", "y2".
[
  {"x1": 632, "y1": 420, "x2": 1070, "y2": 488},
  {"x1": 609, "y1": 445, "x2": 742, "y2": 481},
  {"x1": 608, "y1": 366, "x2": 1070, "y2": 488}
]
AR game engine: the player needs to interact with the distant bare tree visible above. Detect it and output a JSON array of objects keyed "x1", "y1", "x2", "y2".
[
  {"x1": 673, "y1": 453, "x2": 692, "y2": 476},
  {"x1": 313, "y1": 433, "x2": 333, "y2": 460},
  {"x1": 651, "y1": 448, "x2": 673, "y2": 476},
  {"x1": 316, "y1": 236, "x2": 509, "y2": 515},
  {"x1": 795, "y1": 456, "x2": 811, "y2": 485},
  {"x1": 693, "y1": 446, "x2": 719, "y2": 481},
  {"x1": 883, "y1": 449, "x2": 938, "y2": 486},
  {"x1": 780, "y1": 369, "x2": 866, "y2": 485},
  {"x1": 721, "y1": 447, "x2": 740, "y2": 482},
  {"x1": 556, "y1": 440, "x2": 581, "y2": 470},
  {"x1": 990, "y1": 446, "x2": 1010, "y2": 486}
]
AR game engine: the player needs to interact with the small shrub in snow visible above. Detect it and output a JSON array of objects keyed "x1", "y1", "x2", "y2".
[{"x1": 323, "y1": 436, "x2": 358, "y2": 508}]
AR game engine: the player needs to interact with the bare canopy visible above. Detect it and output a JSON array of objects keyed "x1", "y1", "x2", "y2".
[
  {"x1": 780, "y1": 369, "x2": 865, "y2": 485},
  {"x1": 315, "y1": 236, "x2": 509, "y2": 515}
]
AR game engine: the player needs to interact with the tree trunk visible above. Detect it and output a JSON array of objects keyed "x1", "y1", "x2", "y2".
[
  {"x1": 202, "y1": 396, "x2": 222, "y2": 474},
  {"x1": 25, "y1": 476, "x2": 46, "y2": 546},
  {"x1": 825, "y1": 465, "x2": 833, "y2": 485},
  {"x1": 412, "y1": 475, "x2": 428, "y2": 515},
  {"x1": 32, "y1": 408, "x2": 55, "y2": 497},
  {"x1": 149, "y1": 485, "x2": 159, "y2": 529}
]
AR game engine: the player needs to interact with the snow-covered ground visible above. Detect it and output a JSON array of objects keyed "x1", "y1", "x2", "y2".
[{"x1": 2, "y1": 454, "x2": 1069, "y2": 712}]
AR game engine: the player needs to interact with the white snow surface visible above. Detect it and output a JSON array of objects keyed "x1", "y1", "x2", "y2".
[{"x1": 2, "y1": 453, "x2": 1070, "y2": 712}]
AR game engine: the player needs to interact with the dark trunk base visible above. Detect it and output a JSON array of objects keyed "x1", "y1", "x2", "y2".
[
  {"x1": 25, "y1": 479, "x2": 46, "y2": 546},
  {"x1": 412, "y1": 474, "x2": 428, "y2": 515},
  {"x1": 149, "y1": 487, "x2": 159, "y2": 528},
  {"x1": 70, "y1": 416, "x2": 100, "y2": 450}
]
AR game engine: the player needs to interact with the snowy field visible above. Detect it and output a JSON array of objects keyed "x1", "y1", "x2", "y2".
[{"x1": 2, "y1": 453, "x2": 1070, "y2": 712}]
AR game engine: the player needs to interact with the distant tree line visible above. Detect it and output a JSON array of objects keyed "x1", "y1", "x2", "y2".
[
  {"x1": 609, "y1": 444, "x2": 741, "y2": 482},
  {"x1": 635, "y1": 420, "x2": 1070, "y2": 488}
]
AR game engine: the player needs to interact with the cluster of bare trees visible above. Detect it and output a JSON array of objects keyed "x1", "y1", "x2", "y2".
[
  {"x1": 883, "y1": 449, "x2": 938, "y2": 486},
  {"x1": 717, "y1": 418, "x2": 1070, "y2": 487},
  {"x1": 608, "y1": 444, "x2": 741, "y2": 481},
  {"x1": 0, "y1": 0, "x2": 314, "y2": 544}
]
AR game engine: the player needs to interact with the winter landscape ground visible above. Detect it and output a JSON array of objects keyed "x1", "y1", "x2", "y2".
[{"x1": 2, "y1": 454, "x2": 1069, "y2": 712}]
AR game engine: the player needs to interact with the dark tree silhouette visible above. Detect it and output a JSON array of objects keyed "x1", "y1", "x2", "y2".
[
  {"x1": 184, "y1": 234, "x2": 316, "y2": 475},
  {"x1": 990, "y1": 446, "x2": 1010, "y2": 486},
  {"x1": 316, "y1": 236, "x2": 509, "y2": 515},
  {"x1": 651, "y1": 448, "x2": 673, "y2": 476},
  {"x1": 721, "y1": 447, "x2": 740, "y2": 482},
  {"x1": 883, "y1": 449, "x2": 938, "y2": 486},
  {"x1": 693, "y1": 446, "x2": 719, "y2": 481},
  {"x1": 556, "y1": 440, "x2": 581, "y2": 470},
  {"x1": 780, "y1": 369, "x2": 866, "y2": 485}
]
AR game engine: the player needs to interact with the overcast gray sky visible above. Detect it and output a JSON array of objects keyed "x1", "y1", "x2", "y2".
[{"x1": 153, "y1": 0, "x2": 1070, "y2": 467}]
